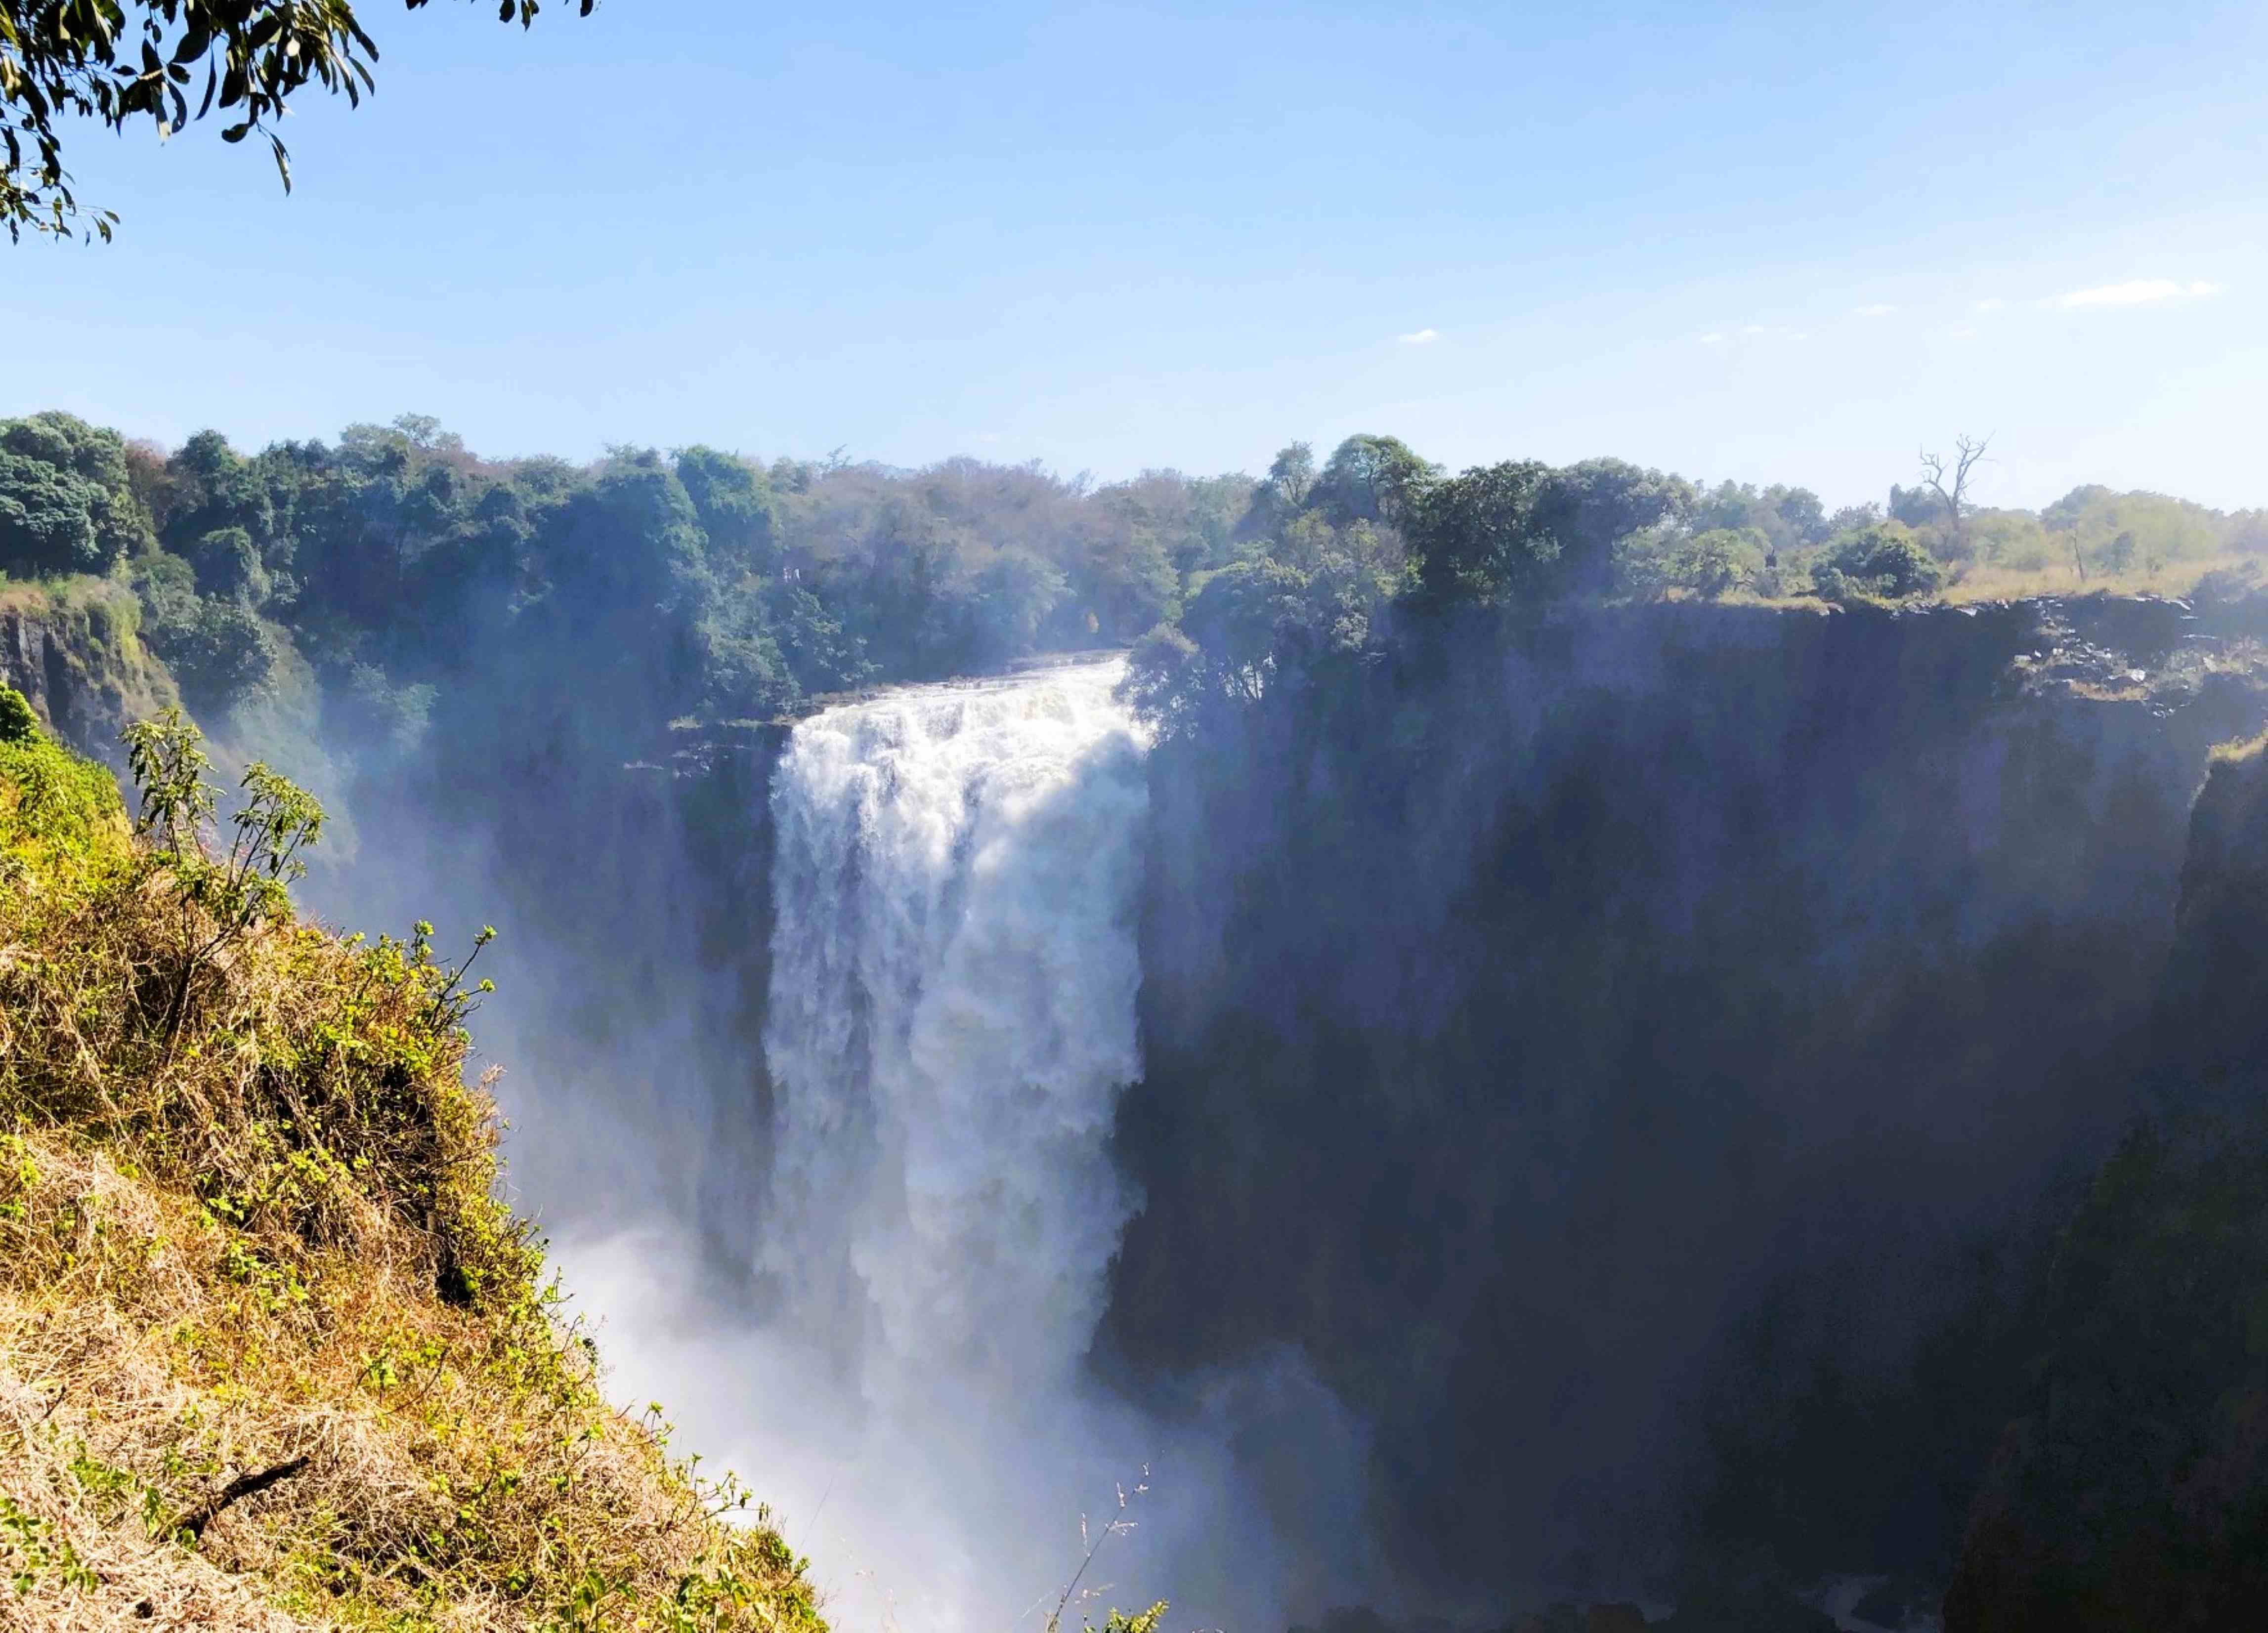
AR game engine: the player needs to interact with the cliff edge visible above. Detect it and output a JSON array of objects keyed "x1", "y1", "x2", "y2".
[{"x1": 0, "y1": 690, "x2": 822, "y2": 1632}]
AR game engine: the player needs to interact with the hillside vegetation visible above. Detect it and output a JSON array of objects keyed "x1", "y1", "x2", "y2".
[
  {"x1": 0, "y1": 688, "x2": 822, "y2": 1632},
  {"x1": 3, "y1": 407, "x2": 2262, "y2": 788}
]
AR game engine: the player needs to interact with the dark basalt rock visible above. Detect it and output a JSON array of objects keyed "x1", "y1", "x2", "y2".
[{"x1": 1942, "y1": 745, "x2": 2268, "y2": 1632}]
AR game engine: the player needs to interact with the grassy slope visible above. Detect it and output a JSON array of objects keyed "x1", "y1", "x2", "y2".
[{"x1": 0, "y1": 706, "x2": 823, "y2": 1632}]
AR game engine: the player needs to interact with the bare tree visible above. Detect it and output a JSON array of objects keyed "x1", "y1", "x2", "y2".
[{"x1": 1918, "y1": 433, "x2": 1992, "y2": 558}]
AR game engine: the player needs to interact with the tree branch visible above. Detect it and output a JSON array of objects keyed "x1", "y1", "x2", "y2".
[{"x1": 176, "y1": 1455, "x2": 310, "y2": 1541}]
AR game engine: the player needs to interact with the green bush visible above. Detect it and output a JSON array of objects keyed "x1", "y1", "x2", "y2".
[
  {"x1": 0, "y1": 684, "x2": 35, "y2": 745},
  {"x1": 0, "y1": 686, "x2": 127, "y2": 882},
  {"x1": 1817, "y1": 521, "x2": 1944, "y2": 600}
]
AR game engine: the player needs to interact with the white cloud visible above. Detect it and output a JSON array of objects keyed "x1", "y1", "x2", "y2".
[
  {"x1": 1396, "y1": 327, "x2": 1440, "y2": 345},
  {"x1": 1854, "y1": 303, "x2": 1896, "y2": 317},
  {"x1": 1973, "y1": 297, "x2": 2008, "y2": 312},
  {"x1": 1697, "y1": 332, "x2": 1727, "y2": 346},
  {"x1": 2051, "y1": 278, "x2": 2224, "y2": 310}
]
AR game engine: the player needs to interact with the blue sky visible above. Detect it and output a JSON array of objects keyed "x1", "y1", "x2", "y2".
[{"x1": 4, "y1": 0, "x2": 2265, "y2": 508}]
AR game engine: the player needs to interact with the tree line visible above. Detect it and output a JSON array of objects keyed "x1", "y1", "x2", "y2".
[
  {"x1": 2, "y1": 409, "x2": 2262, "y2": 761},
  {"x1": 1124, "y1": 434, "x2": 2268, "y2": 738},
  {"x1": 0, "y1": 410, "x2": 1249, "y2": 767}
]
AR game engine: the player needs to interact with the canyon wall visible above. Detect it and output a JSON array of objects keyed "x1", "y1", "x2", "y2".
[{"x1": 1109, "y1": 593, "x2": 2268, "y2": 1602}]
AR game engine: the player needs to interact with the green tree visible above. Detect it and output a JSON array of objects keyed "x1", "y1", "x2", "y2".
[
  {"x1": 675, "y1": 447, "x2": 780, "y2": 574},
  {"x1": 0, "y1": 410, "x2": 151, "y2": 575},
  {"x1": 696, "y1": 589, "x2": 797, "y2": 720},
  {"x1": 141, "y1": 588, "x2": 275, "y2": 712},
  {"x1": 548, "y1": 451, "x2": 707, "y2": 611},
  {"x1": 1264, "y1": 441, "x2": 1317, "y2": 510},
  {"x1": 1311, "y1": 433, "x2": 1436, "y2": 529},
  {"x1": 1119, "y1": 557, "x2": 1321, "y2": 734},
  {"x1": 2, "y1": 0, "x2": 592, "y2": 241},
  {"x1": 1696, "y1": 480, "x2": 1828, "y2": 552},
  {"x1": 971, "y1": 549, "x2": 1070, "y2": 660},
  {"x1": 0, "y1": 681, "x2": 36, "y2": 743},
  {"x1": 0, "y1": 445, "x2": 101, "y2": 575},
  {"x1": 1237, "y1": 441, "x2": 1320, "y2": 542},
  {"x1": 1080, "y1": 520, "x2": 1178, "y2": 641},
  {"x1": 1533, "y1": 458, "x2": 1696, "y2": 593},
  {"x1": 1816, "y1": 520, "x2": 1944, "y2": 600},
  {"x1": 161, "y1": 430, "x2": 275, "y2": 558},
  {"x1": 1663, "y1": 527, "x2": 1766, "y2": 598},
  {"x1": 1095, "y1": 469, "x2": 1253, "y2": 576},
  {"x1": 765, "y1": 580, "x2": 871, "y2": 695},
  {"x1": 1407, "y1": 458, "x2": 1555, "y2": 604}
]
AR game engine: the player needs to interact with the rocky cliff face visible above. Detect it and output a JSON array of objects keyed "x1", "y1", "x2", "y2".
[
  {"x1": 295, "y1": 588, "x2": 2268, "y2": 1623},
  {"x1": 0, "y1": 585, "x2": 176, "y2": 764},
  {"x1": 1108, "y1": 591, "x2": 2268, "y2": 1602},
  {"x1": 1941, "y1": 734, "x2": 2268, "y2": 1633},
  {"x1": 2153, "y1": 733, "x2": 2268, "y2": 1092}
]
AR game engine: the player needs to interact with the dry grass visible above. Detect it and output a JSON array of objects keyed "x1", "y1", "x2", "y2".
[
  {"x1": 0, "y1": 710, "x2": 823, "y2": 1632},
  {"x1": 1698, "y1": 551, "x2": 2262, "y2": 614},
  {"x1": 1930, "y1": 550, "x2": 2257, "y2": 606},
  {"x1": 2209, "y1": 725, "x2": 2268, "y2": 766}
]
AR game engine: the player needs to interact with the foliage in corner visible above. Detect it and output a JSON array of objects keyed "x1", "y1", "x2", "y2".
[
  {"x1": 0, "y1": 0, "x2": 594, "y2": 242},
  {"x1": 0, "y1": 699, "x2": 823, "y2": 1630}
]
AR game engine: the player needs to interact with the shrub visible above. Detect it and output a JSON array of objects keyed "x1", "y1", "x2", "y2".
[
  {"x1": 1818, "y1": 521, "x2": 1945, "y2": 600},
  {"x1": 0, "y1": 708, "x2": 825, "y2": 1631},
  {"x1": 0, "y1": 685, "x2": 126, "y2": 887},
  {"x1": 0, "y1": 683, "x2": 34, "y2": 744}
]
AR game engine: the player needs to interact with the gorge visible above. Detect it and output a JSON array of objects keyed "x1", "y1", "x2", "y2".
[
  {"x1": 7, "y1": 2, "x2": 2266, "y2": 1621},
  {"x1": 229, "y1": 587, "x2": 2268, "y2": 1631},
  {"x1": 8, "y1": 413, "x2": 2268, "y2": 1627}
]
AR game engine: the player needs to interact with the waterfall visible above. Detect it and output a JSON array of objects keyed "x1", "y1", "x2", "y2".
[
  {"x1": 761, "y1": 655, "x2": 1151, "y2": 1405},
  {"x1": 555, "y1": 656, "x2": 1369, "y2": 1632}
]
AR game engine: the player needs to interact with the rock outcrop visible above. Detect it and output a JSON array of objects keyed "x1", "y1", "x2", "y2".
[
  {"x1": 1942, "y1": 735, "x2": 2268, "y2": 1633},
  {"x1": 0, "y1": 584, "x2": 176, "y2": 763}
]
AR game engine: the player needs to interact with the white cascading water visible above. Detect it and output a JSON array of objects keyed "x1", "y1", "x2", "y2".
[
  {"x1": 561, "y1": 656, "x2": 1375, "y2": 1632},
  {"x1": 760, "y1": 656, "x2": 1149, "y2": 1405}
]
